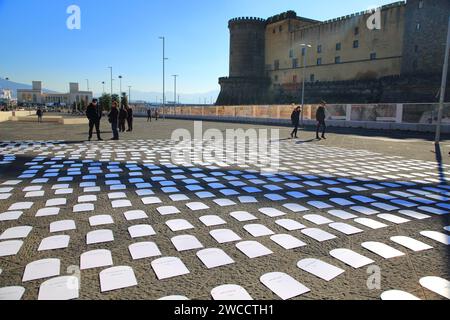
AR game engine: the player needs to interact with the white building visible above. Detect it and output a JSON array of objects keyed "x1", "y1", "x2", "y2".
[{"x1": 17, "y1": 81, "x2": 93, "y2": 106}]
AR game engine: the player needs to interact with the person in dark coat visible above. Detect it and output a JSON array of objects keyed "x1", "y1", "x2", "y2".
[
  {"x1": 316, "y1": 101, "x2": 327, "y2": 140},
  {"x1": 85, "y1": 99, "x2": 103, "y2": 141},
  {"x1": 108, "y1": 101, "x2": 119, "y2": 140},
  {"x1": 126, "y1": 106, "x2": 133, "y2": 132},
  {"x1": 36, "y1": 107, "x2": 43, "y2": 123},
  {"x1": 118, "y1": 106, "x2": 128, "y2": 133},
  {"x1": 290, "y1": 106, "x2": 301, "y2": 139},
  {"x1": 147, "y1": 109, "x2": 152, "y2": 122}
]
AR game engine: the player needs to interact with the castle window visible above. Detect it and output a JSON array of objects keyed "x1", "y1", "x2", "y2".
[
  {"x1": 418, "y1": 0, "x2": 424, "y2": 9},
  {"x1": 274, "y1": 60, "x2": 280, "y2": 70},
  {"x1": 354, "y1": 27, "x2": 359, "y2": 35},
  {"x1": 279, "y1": 25, "x2": 283, "y2": 32},
  {"x1": 310, "y1": 74, "x2": 315, "y2": 82},
  {"x1": 289, "y1": 49, "x2": 294, "y2": 58},
  {"x1": 336, "y1": 43, "x2": 341, "y2": 51},
  {"x1": 370, "y1": 52, "x2": 377, "y2": 60},
  {"x1": 292, "y1": 58, "x2": 299, "y2": 68},
  {"x1": 273, "y1": 28, "x2": 276, "y2": 34},
  {"x1": 335, "y1": 56, "x2": 341, "y2": 64},
  {"x1": 301, "y1": 47, "x2": 306, "y2": 56},
  {"x1": 317, "y1": 58, "x2": 322, "y2": 65},
  {"x1": 353, "y1": 40, "x2": 359, "y2": 48},
  {"x1": 317, "y1": 45, "x2": 322, "y2": 53}
]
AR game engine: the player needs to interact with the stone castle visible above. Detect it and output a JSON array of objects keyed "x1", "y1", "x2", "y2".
[{"x1": 217, "y1": 0, "x2": 450, "y2": 105}]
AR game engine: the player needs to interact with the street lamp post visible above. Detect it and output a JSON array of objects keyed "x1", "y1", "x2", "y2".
[
  {"x1": 435, "y1": 16, "x2": 450, "y2": 145},
  {"x1": 128, "y1": 86, "x2": 132, "y2": 105},
  {"x1": 108, "y1": 67, "x2": 113, "y2": 109},
  {"x1": 102, "y1": 81, "x2": 105, "y2": 94},
  {"x1": 300, "y1": 44, "x2": 312, "y2": 125},
  {"x1": 159, "y1": 36, "x2": 168, "y2": 120},
  {"x1": 172, "y1": 75, "x2": 178, "y2": 106},
  {"x1": 86, "y1": 79, "x2": 90, "y2": 91},
  {"x1": 118, "y1": 75, "x2": 123, "y2": 107}
]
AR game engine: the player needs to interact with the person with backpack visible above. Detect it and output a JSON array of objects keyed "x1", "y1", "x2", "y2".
[
  {"x1": 316, "y1": 100, "x2": 327, "y2": 140},
  {"x1": 108, "y1": 101, "x2": 119, "y2": 140},
  {"x1": 126, "y1": 105, "x2": 133, "y2": 132},
  {"x1": 290, "y1": 106, "x2": 301, "y2": 139},
  {"x1": 85, "y1": 99, "x2": 103, "y2": 141},
  {"x1": 36, "y1": 107, "x2": 43, "y2": 123}
]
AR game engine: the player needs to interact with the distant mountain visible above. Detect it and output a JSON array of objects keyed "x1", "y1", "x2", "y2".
[{"x1": 0, "y1": 78, "x2": 59, "y2": 98}]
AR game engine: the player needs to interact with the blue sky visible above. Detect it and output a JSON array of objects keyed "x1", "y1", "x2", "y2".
[{"x1": 0, "y1": 0, "x2": 395, "y2": 97}]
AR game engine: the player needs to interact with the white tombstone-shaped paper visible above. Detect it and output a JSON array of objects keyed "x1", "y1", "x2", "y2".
[
  {"x1": 213, "y1": 199, "x2": 236, "y2": 207},
  {"x1": 260, "y1": 272, "x2": 310, "y2": 300},
  {"x1": 128, "y1": 225, "x2": 156, "y2": 238},
  {"x1": 419, "y1": 276, "x2": 450, "y2": 299},
  {"x1": 199, "y1": 215, "x2": 227, "y2": 227},
  {"x1": 0, "y1": 226, "x2": 32, "y2": 240},
  {"x1": 80, "y1": 249, "x2": 113, "y2": 270},
  {"x1": 270, "y1": 234, "x2": 306, "y2": 250},
  {"x1": 171, "y1": 235, "x2": 203, "y2": 252},
  {"x1": 108, "y1": 192, "x2": 126, "y2": 199},
  {"x1": 243, "y1": 224, "x2": 274, "y2": 237},
  {"x1": 210, "y1": 229, "x2": 242, "y2": 244},
  {"x1": 230, "y1": 211, "x2": 257, "y2": 222},
  {"x1": 390, "y1": 236, "x2": 432, "y2": 252},
  {"x1": 50, "y1": 220, "x2": 76, "y2": 233},
  {"x1": 301, "y1": 228, "x2": 336, "y2": 242},
  {"x1": 78, "y1": 195, "x2": 97, "y2": 203},
  {"x1": 186, "y1": 202, "x2": 209, "y2": 211},
  {"x1": 73, "y1": 203, "x2": 94, "y2": 213},
  {"x1": 377, "y1": 214, "x2": 410, "y2": 224},
  {"x1": 142, "y1": 197, "x2": 162, "y2": 205},
  {"x1": 329, "y1": 222, "x2": 363, "y2": 235},
  {"x1": 99, "y1": 266, "x2": 138, "y2": 293},
  {"x1": 282, "y1": 203, "x2": 308, "y2": 213},
  {"x1": 0, "y1": 211, "x2": 23, "y2": 221},
  {"x1": 36, "y1": 207, "x2": 60, "y2": 217},
  {"x1": 211, "y1": 284, "x2": 253, "y2": 301},
  {"x1": 157, "y1": 206, "x2": 180, "y2": 216},
  {"x1": 8, "y1": 202, "x2": 33, "y2": 211},
  {"x1": 303, "y1": 214, "x2": 334, "y2": 225},
  {"x1": 22, "y1": 258, "x2": 61, "y2": 282},
  {"x1": 398, "y1": 210, "x2": 430, "y2": 220},
  {"x1": 330, "y1": 249, "x2": 374, "y2": 269},
  {"x1": 258, "y1": 208, "x2": 286, "y2": 218},
  {"x1": 151, "y1": 257, "x2": 190, "y2": 280},
  {"x1": 129, "y1": 242, "x2": 161, "y2": 260},
  {"x1": 111, "y1": 200, "x2": 132, "y2": 208},
  {"x1": 196, "y1": 248, "x2": 235, "y2": 269},
  {"x1": 350, "y1": 206, "x2": 379, "y2": 215},
  {"x1": 124, "y1": 210, "x2": 148, "y2": 221},
  {"x1": 86, "y1": 229, "x2": 114, "y2": 245},
  {"x1": 38, "y1": 235, "x2": 70, "y2": 251},
  {"x1": 297, "y1": 258, "x2": 345, "y2": 281},
  {"x1": 0, "y1": 286, "x2": 25, "y2": 300},
  {"x1": 328, "y1": 210, "x2": 357, "y2": 220},
  {"x1": 45, "y1": 198, "x2": 67, "y2": 207},
  {"x1": 420, "y1": 231, "x2": 450, "y2": 245},
  {"x1": 89, "y1": 215, "x2": 114, "y2": 227},
  {"x1": 165, "y1": 219, "x2": 194, "y2": 232},
  {"x1": 380, "y1": 290, "x2": 421, "y2": 300},
  {"x1": 354, "y1": 218, "x2": 387, "y2": 230},
  {"x1": 275, "y1": 219, "x2": 306, "y2": 231},
  {"x1": 236, "y1": 241, "x2": 273, "y2": 259},
  {"x1": 0, "y1": 240, "x2": 23, "y2": 257},
  {"x1": 38, "y1": 276, "x2": 79, "y2": 300}
]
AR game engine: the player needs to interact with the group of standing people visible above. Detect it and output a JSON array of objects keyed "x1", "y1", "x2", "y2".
[
  {"x1": 85, "y1": 99, "x2": 134, "y2": 141},
  {"x1": 291, "y1": 101, "x2": 327, "y2": 140}
]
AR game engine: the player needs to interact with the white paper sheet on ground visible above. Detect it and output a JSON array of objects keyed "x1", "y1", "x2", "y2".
[
  {"x1": 329, "y1": 222, "x2": 363, "y2": 235},
  {"x1": 36, "y1": 207, "x2": 60, "y2": 218},
  {"x1": 214, "y1": 199, "x2": 237, "y2": 206},
  {"x1": 0, "y1": 240, "x2": 23, "y2": 257},
  {"x1": 80, "y1": 249, "x2": 113, "y2": 270},
  {"x1": 196, "y1": 248, "x2": 235, "y2": 269},
  {"x1": 260, "y1": 272, "x2": 310, "y2": 300},
  {"x1": 398, "y1": 210, "x2": 430, "y2": 220},
  {"x1": 354, "y1": 218, "x2": 387, "y2": 230},
  {"x1": 330, "y1": 248, "x2": 374, "y2": 268},
  {"x1": 420, "y1": 231, "x2": 450, "y2": 245},
  {"x1": 55, "y1": 188, "x2": 73, "y2": 195},
  {"x1": 111, "y1": 200, "x2": 132, "y2": 208},
  {"x1": 99, "y1": 266, "x2": 138, "y2": 293},
  {"x1": 86, "y1": 229, "x2": 114, "y2": 245},
  {"x1": 303, "y1": 214, "x2": 334, "y2": 225},
  {"x1": 25, "y1": 191, "x2": 45, "y2": 198},
  {"x1": 78, "y1": 195, "x2": 97, "y2": 203},
  {"x1": 151, "y1": 257, "x2": 190, "y2": 280},
  {"x1": 362, "y1": 241, "x2": 405, "y2": 259},
  {"x1": 258, "y1": 208, "x2": 286, "y2": 218},
  {"x1": 418, "y1": 206, "x2": 449, "y2": 215},
  {"x1": 210, "y1": 229, "x2": 242, "y2": 244},
  {"x1": 73, "y1": 203, "x2": 94, "y2": 213},
  {"x1": 124, "y1": 210, "x2": 148, "y2": 221},
  {"x1": 38, "y1": 235, "x2": 70, "y2": 251},
  {"x1": 0, "y1": 226, "x2": 32, "y2": 240},
  {"x1": 0, "y1": 211, "x2": 23, "y2": 221},
  {"x1": 171, "y1": 235, "x2": 203, "y2": 252},
  {"x1": 243, "y1": 224, "x2": 274, "y2": 237},
  {"x1": 142, "y1": 197, "x2": 162, "y2": 205},
  {"x1": 89, "y1": 215, "x2": 114, "y2": 227},
  {"x1": 330, "y1": 198, "x2": 355, "y2": 206},
  {"x1": 238, "y1": 196, "x2": 258, "y2": 203},
  {"x1": 137, "y1": 189, "x2": 155, "y2": 197},
  {"x1": 282, "y1": 203, "x2": 308, "y2": 213},
  {"x1": 380, "y1": 290, "x2": 421, "y2": 300},
  {"x1": 199, "y1": 215, "x2": 227, "y2": 227},
  {"x1": 128, "y1": 225, "x2": 156, "y2": 238},
  {"x1": 327, "y1": 210, "x2": 357, "y2": 220},
  {"x1": 38, "y1": 276, "x2": 79, "y2": 300},
  {"x1": 157, "y1": 206, "x2": 180, "y2": 216},
  {"x1": 166, "y1": 219, "x2": 194, "y2": 232},
  {"x1": 159, "y1": 295, "x2": 190, "y2": 300},
  {"x1": 50, "y1": 220, "x2": 76, "y2": 233},
  {"x1": 211, "y1": 284, "x2": 253, "y2": 301},
  {"x1": 186, "y1": 202, "x2": 210, "y2": 211},
  {"x1": 0, "y1": 286, "x2": 25, "y2": 300},
  {"x1": 275, "y1": 219, "x2": 306, "y2": 231},
  {"x1": 350, "y1": 206, "x2": 379, "y2": 215},
  {"x1": 236, "y1": 241, "x2": 273, "y2": 258},
  {"x1": 307, "y1": 201, "x2": 333, "y2": 209},
  {"x1": 230, "y1": 211, "x2": 257, "y2": 222},
  {"x1": 390, "y1": 236, "x2": 432, "y2": 252},
  {"x1": 297, "y1": 258, "x2": 345, "y2": 281},
  {"x1": 377, "y1": 214, "x2": 410, "y2": 224},
  {"x1": 419, "y1": 276, "x2": 450, "y2": 299},
  {"x1": 301, "y1": 228, "x2": 336, "y2": 242},
  {"x1": 8, "y1": 202, "x2": 33, "y2": 211},
  {"x1": 22, "y1": 258, "x2": 61, "y2": 282},
  {"x1": 271, "y1": 234, "x2": 306, "y2": 250},
  {"x1": 169, "y1": 194, "x2": 189, "y2": 202},
  {"x1": 108, "y1": 192, "x2": 127, "y2": 200},
  {"x1": 129, "y1": 242, "x2": 161, "y2": 260}
]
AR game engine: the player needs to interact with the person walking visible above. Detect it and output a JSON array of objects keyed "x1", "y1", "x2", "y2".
[
  {"x1": 36, "y1": 107, "x2": 43, "y2": 123},
  {"x1": 316, "y1": 101, "x2": 327, "y2": 140},
  {"x1": 126, "y1": 105, "x2": 133, "y2": 132},
  {"x1": 118, "y1": 106, "x2": 128, "y2": 133},
  {"x1": 290, "y1": 106, "x2": 301, "y2": 139},
  {"x1": 147, "y1": 108, "x2": 152, "y2": 122},
  {"x1": 108, "y1": 101, "x2": 119, "y2": 140},
  {"x1": 86, "y1": 99, "x2": 103, "y2": 141},
  {"x1": 155, "y1": 108, "x2": 159, "y2": 121}
]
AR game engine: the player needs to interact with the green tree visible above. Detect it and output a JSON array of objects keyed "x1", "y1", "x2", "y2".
[{"x1": 99, "y1": 93, "x2": 112, "y2": 112}]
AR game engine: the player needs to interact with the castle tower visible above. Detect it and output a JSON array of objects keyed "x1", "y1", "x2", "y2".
[{"x1": 217, "y1": 17, "x2": 270, "y2": 105}]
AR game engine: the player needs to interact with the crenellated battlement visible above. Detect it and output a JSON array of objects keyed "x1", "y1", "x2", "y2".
[{"x1": 228, "y1": 17, "x2": 266, "y2": 26}]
